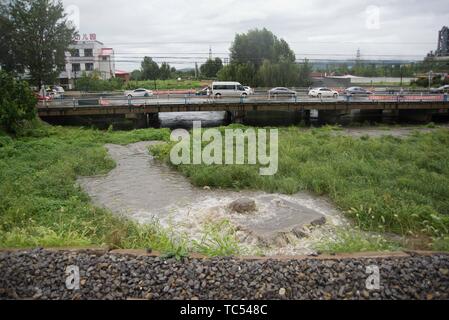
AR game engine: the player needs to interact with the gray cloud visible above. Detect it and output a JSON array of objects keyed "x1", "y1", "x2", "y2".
[{"x1": 62, "y1": 0, "x2": 449, "y2": 70}]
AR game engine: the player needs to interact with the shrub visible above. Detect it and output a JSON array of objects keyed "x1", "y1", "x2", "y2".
[
  {"x1": 0, "y1": 71, "x2": 37, "y2": 133},
  {"x1": 75, "y1": 71, "x2": 124, "y2": 92}
]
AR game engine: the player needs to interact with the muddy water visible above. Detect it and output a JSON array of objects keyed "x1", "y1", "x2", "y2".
[
  {"x1": 78, "y1": 141, "x2": 346, "y2": 255},
  {"x1": 159, "y1": 112, "x2": 226, "y2": 128}
]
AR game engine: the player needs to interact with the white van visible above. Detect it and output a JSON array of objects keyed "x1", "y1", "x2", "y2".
[{"x1": 212, "y1": 82, "x2": 248, "y2": 98}]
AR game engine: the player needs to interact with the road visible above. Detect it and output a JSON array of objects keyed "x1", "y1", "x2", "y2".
[{"x1": 41, "y1": 92, "x2": 398, "y2": 108}]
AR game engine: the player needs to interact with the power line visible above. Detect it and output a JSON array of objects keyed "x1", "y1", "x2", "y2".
[
  {"x1": 106, "y1": 40, "x2": 437, "y2": 45},
  {"x1": 113, "y1": 51, "x2": 427, "y2": 57}
]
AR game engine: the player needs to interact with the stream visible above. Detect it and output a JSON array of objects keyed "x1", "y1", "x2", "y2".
[{"x1": 77, "y1": 141, "x2": 347, "y2": 255}]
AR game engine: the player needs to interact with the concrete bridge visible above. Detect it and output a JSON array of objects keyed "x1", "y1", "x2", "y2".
[{"x1": 37, "y1": 100, "x2": 449, "y2": 128}]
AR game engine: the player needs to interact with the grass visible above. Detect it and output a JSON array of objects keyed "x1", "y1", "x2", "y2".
[
  {"x1": 0, "y1": 122, "x2": 170, "y2": 248},
  {"x1": 192, "y1": 219, "x2": 241, "y2": 257},
  {"x1": 0, "y1": 122, "x2": 244, "y2": 258},
  {"x1": 151, "y1": 124, "x2": 449, "y2": 249},
  {"x1": 432, "y1": 237, "x2": 449, "y2": 251},
  {"x1": 315, "y1": 228, "x2": 402, "y2": 253}
]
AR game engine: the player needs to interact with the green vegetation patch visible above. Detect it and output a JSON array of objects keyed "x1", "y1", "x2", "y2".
[
  {"x1": 124, "y1": 80, "x2": 206, "y2": 91},
  {"x1": 0, "y1": 123, "x2": 171, "y2": 249},
  {"x1": 315, "y1": 228, "x2": 402, "y2": 253},
  {"x1": 0, "y1": 123, "x2": 244, "y2": 258}
]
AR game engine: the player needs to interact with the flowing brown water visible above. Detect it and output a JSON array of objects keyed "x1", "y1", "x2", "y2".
[{"x1": 77, "y1": 141, "x2": 346, "y2": 255}]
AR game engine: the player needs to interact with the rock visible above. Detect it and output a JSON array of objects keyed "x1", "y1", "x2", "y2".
[
  {"x1": 292, "y1": 226, "x2": 308, "y2": 238},
  {"x1": 1, "y1": 250, "x2": 449, "y2": 300},
  {"x1": 310, "y1": 216, "x2": 327, "y2": 227},
  {"x1": 203, "y1": 186, "x2": 211, "y2": 191},
  {"x1": 228, "y1": 198, "x2": 256, "y2": 214},
  {"x1": 279, "y1": 288, "x2": 286, "y2": 296},
  {"x1": 145, "y1": 292, "x2": 153, "y2": 300},
  {"x1": 362, "y1": 290, "x2": 370, "y2": 299}
]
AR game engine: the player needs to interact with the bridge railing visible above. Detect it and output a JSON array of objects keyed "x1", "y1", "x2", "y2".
[
  {"x1": 37, "y1": 92, "x2": 449, "y2": 108},
  {"x1": 367, "y1": 94, "x2": 447, "y2": 102}
]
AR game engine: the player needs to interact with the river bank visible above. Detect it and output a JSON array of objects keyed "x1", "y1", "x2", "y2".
[{"x1": 1, "y1": 123, "x2": 448, "y2": 255}]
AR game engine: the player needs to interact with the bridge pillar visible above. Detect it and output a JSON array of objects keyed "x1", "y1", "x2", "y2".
[
  {"x1": 226, "y1": 110, "x2": 246, "y2": 124},
  {"x1": 382, "y1": 110, "x2": 399, "y2": 124},
  {"x1": 125, "y1": 113, "x2": 160, "y2": 128},
  {"x1": 397, "y1": 109, "x2": 435, "y2": 123},
  {"x1": 318, "y1": 110, "x2": 342, "y2": 125},
  {"x1": 146, "y1": 113, "x2": 161, "y2": 128},
  {"x1": 225, "y1": 111, "x2": 234, "y2": 125},
  {"x1": 294, "y1": 109, "x2": 305, "y2": 124},
  {"x1": 355, "y1": 110, "x2": 384, "y2": 124}
]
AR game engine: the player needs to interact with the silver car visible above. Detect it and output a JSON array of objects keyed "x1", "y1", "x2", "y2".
[
  {"x1": 344, "y1": 87, "x2": 373, "y2": 96},
  {"x1": 430, "y1": 85, "x2": 449, "y2": 93},
  {"x1": 269, "y1": 87, "x2": 297, "y2": 97}
]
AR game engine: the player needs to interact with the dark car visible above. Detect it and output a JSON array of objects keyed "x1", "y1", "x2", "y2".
[
  {"x1": 268, "y1": 87, "x2": 297, "y2": 97},
  {"x1": 344, "y1": 87, "x2": 373, "y2": 95},
  {"x1": 195, "y1": 87, "x2": 210, "y2": 96}
]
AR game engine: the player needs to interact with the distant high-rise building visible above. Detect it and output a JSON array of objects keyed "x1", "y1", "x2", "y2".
[{"x1": 436, "y1": 26, "x2": 449, "y2": 57}]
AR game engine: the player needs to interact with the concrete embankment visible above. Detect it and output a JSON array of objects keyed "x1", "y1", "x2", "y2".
[{"x1": 1, "y1": 249, "x2": 448, "y2": 300}]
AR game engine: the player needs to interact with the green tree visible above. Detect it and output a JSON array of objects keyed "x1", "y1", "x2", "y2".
[
  {"x1": 200, "y1": 58, "x2": 223, "y2": 78},
  {"x1": 0, "y1": 0, "x2": 76, "y2": 86},
  {"x1": 223, "y1": 28, "x2": 299, "y2": 87},
  {"x1": 75, "y1": 71, "x2": 124, "y2": 92},
  {"x1": 141, "y1": 57, "x2": 159, "y2": 81},
  {"x1": 231, "y1": 28, "x2": 295, "y2": 68},
  {"x1": 130, "y1": 69, "x2": 142, "y2": 81},
  {"x1": 298, "y1": 59, "x2": 312, "y2": 87},
  {"x1": 0, "y1": 70, "x2": 37, "y2": 133},
  {"x1": 159, "y1": 62, "x2": 172, "y2": 80},
  {"x1": 217, "y1": 64, "x2": 236, "y2": 81},
  {"x1": 0, "y1": 2, "x2": 20, "y2": 73}
]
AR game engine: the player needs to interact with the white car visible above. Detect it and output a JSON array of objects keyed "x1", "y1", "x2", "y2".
[
  {"x1": 430, "y1": 85, "x2": 449, "y2": 93},
  {"x1": 243, "y1": 86, "x2": 254, "y2": 95},
  {"x1": 125, "y1": 88, "x2": 153, "y2": 98},
  {"x1": 308, "y1": 87, "x2": 339, "y2": 98},
  {"x1": 50, "y1": 86, "x2": 65, "y2": 99}
]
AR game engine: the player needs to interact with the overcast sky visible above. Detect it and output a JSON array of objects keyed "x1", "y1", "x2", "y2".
[{"x1": 61, "y1": 0, "x2": 449, "y2": 71}]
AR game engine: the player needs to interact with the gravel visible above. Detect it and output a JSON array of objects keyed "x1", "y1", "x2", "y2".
[{"x1": 0, "y1": 249, "x2": 448, "y2": 300}]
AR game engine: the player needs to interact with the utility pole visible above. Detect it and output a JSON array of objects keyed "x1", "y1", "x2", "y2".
[{"x1": 429, "y1": 70, "x2": 433, "y2": 92}]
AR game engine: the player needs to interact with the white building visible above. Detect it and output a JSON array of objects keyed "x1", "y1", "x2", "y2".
[{"x1": 59, "y1": 37, "x2": 115, "y2": 89}]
